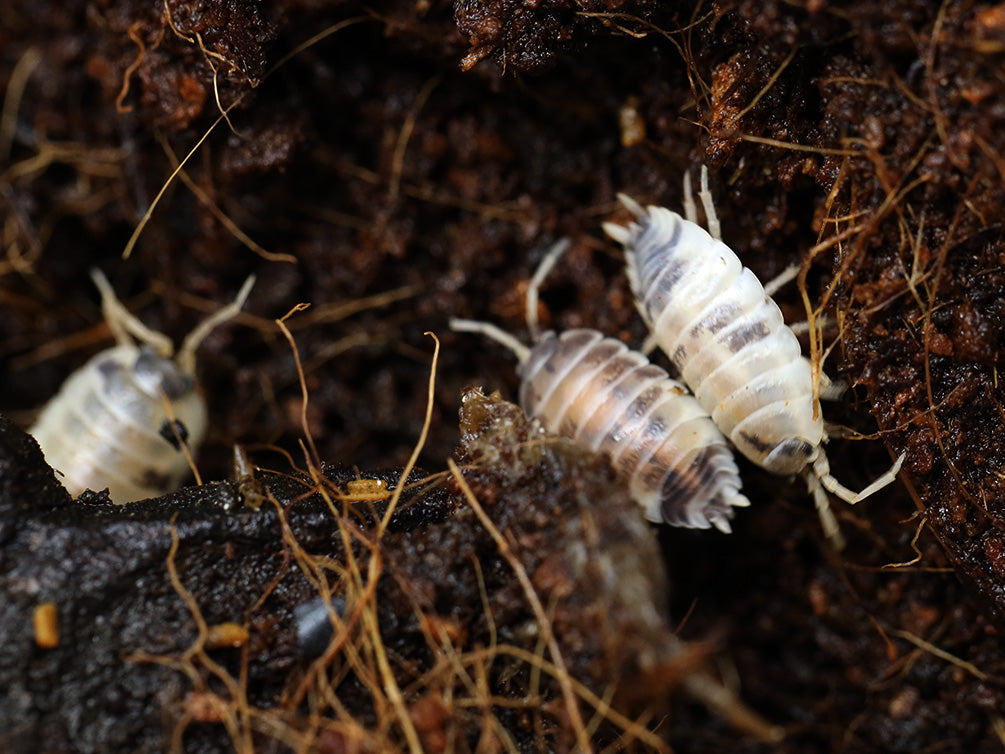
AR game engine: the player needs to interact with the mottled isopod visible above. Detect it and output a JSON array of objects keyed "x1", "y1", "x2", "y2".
[
  {"x1": 451, "y1": 240, "x2": 749, "y2": 532},
  {"x1": 29, "y1": 271, "x2": 255, "y2": 504},
  {"x1": 604, "y1": 168, "x2": 904, "y2": 545}
]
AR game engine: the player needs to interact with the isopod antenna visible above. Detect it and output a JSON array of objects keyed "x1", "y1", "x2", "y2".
[
  {"x1": 450, "y1": 237, "x2": 574, "y2": 360},
  {"x1": 524, "y1": 238, "x2": 571, "y2": 339},
  {"x1": 449, "y1": 318, "x2": 530, "y2": 363},
  {"x1": 177, "y1": 274, "x2": 257, "y2": 374}
]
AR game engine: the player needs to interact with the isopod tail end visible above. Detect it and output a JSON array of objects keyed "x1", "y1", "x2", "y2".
[
  {"x1": 710, "y1": 515, "x2": 732, "y2": 534},
  {"x1": 731, "y1": 492, "x2": 752, "y2": 508},
  {"x1": 615, "y1": 192, "x2": 646, "y2": 220},
  {"x1": 602, "y1": 221, "x2": 631, "y2": 245}
]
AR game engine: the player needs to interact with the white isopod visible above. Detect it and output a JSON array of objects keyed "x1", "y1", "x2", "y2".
[
  {"x1": 451, "y1": 240, "x2": 750, "y2": 532},
  {"x1": 603, "y1": 167, "x2": 905, "y2": 546},
  {"x1": 29, "y1": 270, "x2": 255, "y2": 504}
]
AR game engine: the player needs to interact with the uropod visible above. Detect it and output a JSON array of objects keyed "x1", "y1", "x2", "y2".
[
  {"x1": 451, "y1": 240, "x2": 750, "y2": 532},
  {"x1": 29, "y1": 271, "x2": 255, "y2": 504},
  {"x1": 604, "y1": 168, "x2": 905, "y2": 546}
]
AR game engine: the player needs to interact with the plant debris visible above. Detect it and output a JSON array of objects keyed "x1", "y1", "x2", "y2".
[{"x1": 0, "y1": 389, "x2": 724, "y2": 751}]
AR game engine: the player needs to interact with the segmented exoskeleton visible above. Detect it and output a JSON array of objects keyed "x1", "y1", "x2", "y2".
[
  {"x1": 451, "y1": 240, "x2": 749, "y2": 532},
  {"x1": 29, "y1": 271, "x2": 255, "y2": 503},
  {"x1": 604, "y1": 168, "x2": 904, "y2": 546}
]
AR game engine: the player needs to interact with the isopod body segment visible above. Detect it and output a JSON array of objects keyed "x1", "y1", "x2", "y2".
[
  {"x1": 29, "y1": 271, "x2": 255, "y2": 504},
  {"x1": 517, "y1": 328, "x2": 750, "y2": 531},
  {"x1": 30, "y1": 344, "x2": 208, "y2": 503},
  {"x1": 604, "y1": 170, "x2": 905, "y2": 546},
  {"x1": 608, "y1": 199, "x2": 821, "y2": 476},
  {"x1": 451, "y1": 238, "x2": 750, "y2": 533}
]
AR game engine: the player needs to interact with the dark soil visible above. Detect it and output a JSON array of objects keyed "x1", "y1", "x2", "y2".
[{"x1": 3, "y1": 0, "x2": 1005, "y2": 751}]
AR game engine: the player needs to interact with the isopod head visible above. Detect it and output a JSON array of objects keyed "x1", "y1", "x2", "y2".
[
  {"x1": 29, "y1": 344, "x2": 209, "y2": 501},
  {"x1": 29, "y1": 272, "x2": 254, "y2": 503}
]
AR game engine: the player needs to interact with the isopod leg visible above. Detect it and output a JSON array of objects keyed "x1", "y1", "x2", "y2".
[
  {"x1": 682, "y1": 169, "x2": 698, "y2": 225},
  {"x1": 762, "y1": 264, "x2": 800, "y2": 297},
  {"x1": 525, "y1": 238, "x2": 571, "y2": 339},
  {"x1": 90, "y1": 269, "x2": 174, "y2": 357},
  {"x1": 817, "y1": 373, "x2": 846, "y2": 401},
  {"x1": 804, "y1": 449, "x2": 906, "y2": 548},
  {"x1": 804, "y1": 469, "x2": 846, "y2": 550},
  {"x1": 813, "y1": 449, "x2": 906, "y2": 505},
  {"x1": 698, "y1": 165, "x2": 722, "y2": 242}
]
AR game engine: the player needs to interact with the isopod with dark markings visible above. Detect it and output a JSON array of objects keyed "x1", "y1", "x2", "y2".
[
  {"x1": 29, "y1": 271, "x2": 255, "y2": 504},
  {"x1": 451, "y1": 240, "x2": 749, "y2": 532},
  {"x1": 603, "y1": 168, "x2": 904, "y2": 545}
]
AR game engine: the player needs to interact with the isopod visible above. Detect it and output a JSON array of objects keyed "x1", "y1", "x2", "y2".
[
  {"x1": 29, "y1": 270, "x2": 255, "y2": 504},
  {"x1": 451, "y1": 240, "x2": 750, "y2": 532},
  {"x1": 603, "y1": 167, "x2": 905, "y2": 545}
]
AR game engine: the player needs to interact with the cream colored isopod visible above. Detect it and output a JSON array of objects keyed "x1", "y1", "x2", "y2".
[
  {"x1": 30, "y1": 271, "x2": 255, "y2": 503},
  {"x1": 451, "y1": 240, "x2": 750, "y2": 533},
  {"x1": 604, "y1": 168, "x2": 905, "y2": 546}
]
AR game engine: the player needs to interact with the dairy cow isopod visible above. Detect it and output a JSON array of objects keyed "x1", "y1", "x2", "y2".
[
  {"x1": 451, "y1": 240, "x2": 750, "y2": 532},
  {"x1": 29, "y1": 271, "x2": 255, "y2": 503},
  {"x1": 604, "y1": 168, "x2": 904, "y2": 545}
]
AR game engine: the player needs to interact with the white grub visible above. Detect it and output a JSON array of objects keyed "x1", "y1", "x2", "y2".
[
  {"x1": 29, "y1": 271, "x2": 255, "y2": 504},
  {"x1": 605, "y1": 167, "x2": 905, "y2": 547},
  {"x1": 451, "y1": 240, "x2": 749, "y2": 533}
]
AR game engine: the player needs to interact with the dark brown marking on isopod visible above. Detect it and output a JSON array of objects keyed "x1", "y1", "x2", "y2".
[
  {"x1": 622, "y1": 383, "x2": 664, "y2": 423},
  {"x1": 159, "y1": 419, "x2": 190, "y2": 451},
  {"x1": 690, "y1": 302, "x2": 742, "y2": 338},
  {"x1": 717, "y1": 318, "x2": 772, "y2": 356},
  {"x1": 97, "y1": 358, "x2": 124, "y2": 381},
  {"x1": 738, "y1": 430, "x2": 775, "y2": 454},
  {"x1": 134, "y1": 348, "x2": 195, "y2": 399},
  {"x1": 764, "y1": 437, "x2": 815, "y2": 462},
  {"x1": 643, "y1": 258, "x2": 687, "y2": 322},
  {"x1": 659, "y1": 448, "x2": 712, "y2": 506}
]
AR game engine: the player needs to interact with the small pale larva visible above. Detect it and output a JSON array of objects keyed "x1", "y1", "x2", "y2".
[
  {"x1": 603, "y1": 167, "x2": 905, "y2": 546},
  {"x1": 451, "y1": 240, "x2": 750, "y2": 533},
  {"x1": 29, "y1": 271, "x2": 255, "y2": 504}
]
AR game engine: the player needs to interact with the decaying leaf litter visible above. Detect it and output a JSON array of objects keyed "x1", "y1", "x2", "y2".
[{"x1": 3, "y1": 0, "x2": 1005, "y2": 751}]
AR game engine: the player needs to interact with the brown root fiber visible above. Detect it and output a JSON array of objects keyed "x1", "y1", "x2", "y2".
[
  {"x1": 0, "y1": 393, "x2": 701, "y2": 751},
  {"x1": 6, "y1": 0, "x2": 1005, "y2": 751}
]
